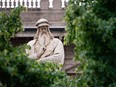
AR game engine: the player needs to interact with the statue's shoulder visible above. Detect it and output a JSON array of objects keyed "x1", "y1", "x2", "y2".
[
  {"x1": 53, "y1": 38, "x2": 62, "y2": 44},
  {"x1": 27, "y1": 39, "x2": 36, "y2": 46}
]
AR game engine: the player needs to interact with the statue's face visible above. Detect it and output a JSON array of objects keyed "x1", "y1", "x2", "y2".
[{"x1": 40, "y1": 26, "x2": 48, "y2": 33}]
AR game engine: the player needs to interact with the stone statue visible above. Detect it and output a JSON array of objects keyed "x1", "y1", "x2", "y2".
[{"x1": 26, "y1": 18, "x2": 64, "y2": 65}]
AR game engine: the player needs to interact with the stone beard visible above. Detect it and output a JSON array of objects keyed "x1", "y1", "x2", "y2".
[{"x1": 33, "y1": 27, "x2": 53, "y2": 59}]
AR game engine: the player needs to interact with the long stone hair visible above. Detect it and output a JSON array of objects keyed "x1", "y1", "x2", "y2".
[{"x1": 33, "y1": 26, "x2": 53, "y2": 45}]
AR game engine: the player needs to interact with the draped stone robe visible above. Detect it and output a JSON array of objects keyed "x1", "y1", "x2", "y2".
[{"x1": 26, "y1": 38, "x2": 64, "y2": 65}]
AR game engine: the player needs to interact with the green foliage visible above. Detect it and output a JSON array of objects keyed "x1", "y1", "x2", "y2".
[
  {"x1": 65, "y1": 0, "x2": 116, "y2": 87},
  {"x1": 93, "y1": 0, "x2": 116, "y2": 20},
  {"x1": 51, "y1": 76, "x2": 79, "y2": 87},
  {"x1": 0, "y1": 6, "x2": 24, "y2": 51},
  {"x1": 0, "y1": 45, "x2": 66, "y2": 87}
]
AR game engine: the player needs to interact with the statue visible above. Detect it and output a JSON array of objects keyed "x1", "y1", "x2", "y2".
[{"x1": 26, "y1": 18, "x2": 64, "y2": 65}]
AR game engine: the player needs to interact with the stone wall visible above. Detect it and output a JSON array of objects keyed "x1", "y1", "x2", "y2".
[{"x1": 21, "y1": 9, "x2": 65, "y2": 28}]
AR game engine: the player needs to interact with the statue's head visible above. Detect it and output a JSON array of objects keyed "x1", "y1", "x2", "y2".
[
  {"x1": 35, "y1": 18, "x2": 50, "y2": 33},
  {"x1": 34, "y1": 18, "x2": 53, "y2": 40}
]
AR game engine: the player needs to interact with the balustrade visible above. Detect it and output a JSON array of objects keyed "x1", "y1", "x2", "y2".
[{"x1": 0, "y1": 0, "x2": 68, "y2": 8}]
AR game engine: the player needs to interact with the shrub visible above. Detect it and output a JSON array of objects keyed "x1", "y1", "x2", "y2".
[
  {"x1": 0, "y1": 45, "x2": 66, "y2": 87},
  {"x1": 65, "y1": 0, "x2": 116, "y2": 87}
]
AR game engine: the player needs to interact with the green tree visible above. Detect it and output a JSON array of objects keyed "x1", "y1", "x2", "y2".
[{"x1": 65, "y1": 0, "x2": 116, "y2": 87}]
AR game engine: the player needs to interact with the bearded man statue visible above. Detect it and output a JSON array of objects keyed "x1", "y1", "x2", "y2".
[{"x1": 26, "y1": 18, "x2": 64, "y2": 65}]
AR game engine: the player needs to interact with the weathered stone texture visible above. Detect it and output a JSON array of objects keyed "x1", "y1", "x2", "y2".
[{"x1": 21, "y1": 9, "x2": 65, "y2": 28}]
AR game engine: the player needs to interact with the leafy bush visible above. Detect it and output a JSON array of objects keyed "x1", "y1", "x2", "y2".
[
  {"x1": 65, "y1": 0, "x2": 116, "y2": 87},
  {"x1": 0, "y1": 6, "x2": 24, "y2": 51},
  {"x1": 0, "y1": 45, "x2": 66, "y2": 87}
]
